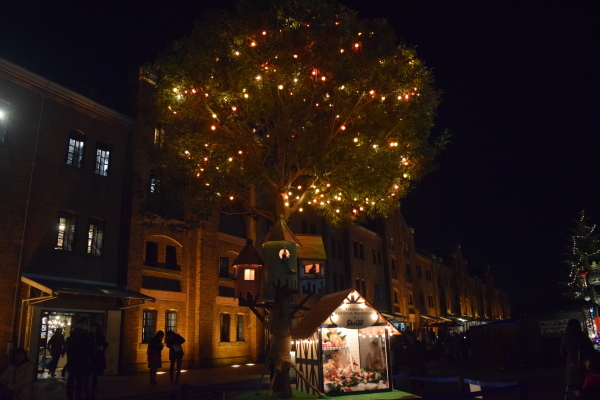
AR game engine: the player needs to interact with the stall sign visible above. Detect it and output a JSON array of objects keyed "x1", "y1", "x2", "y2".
[{"x1": 331, "y1": 304, "x2": 378, "y2": 329}]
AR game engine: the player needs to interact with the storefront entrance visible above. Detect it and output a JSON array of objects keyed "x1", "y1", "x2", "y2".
[{"x1": 37, "y1": 310, "x2": 105, "y2": 377}]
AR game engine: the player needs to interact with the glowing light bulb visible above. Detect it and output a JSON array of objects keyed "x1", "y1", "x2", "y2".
[{"x1": 211, "y1": 125, "x2": 216, "y2": 130}]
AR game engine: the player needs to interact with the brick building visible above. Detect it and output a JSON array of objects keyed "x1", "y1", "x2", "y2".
[
  {"x1": 0, "y1": 58, "x2": 510, "y2": 375},
  {"x1": 0, "y1": 58, "x2": 151, "y2": 372}
]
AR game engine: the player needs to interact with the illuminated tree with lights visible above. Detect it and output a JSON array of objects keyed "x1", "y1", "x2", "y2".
[
  {"x1": 564, "y1": 210, "x2": 600, "y2": 299},
  {"x1": 149, "y1": 0, "x2": 441, "y2": 396},
  {"x1": 150, "y1": 0, "x2": 441, "y2": 227}
]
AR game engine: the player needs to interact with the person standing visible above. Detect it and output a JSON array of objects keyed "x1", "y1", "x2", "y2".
[
  {"x1": 165, "y1": 330, "x2": 185, "y2": 384},
  {"x1": 65, "y1": 317, "x2": 94, "y2": 400},
  {"x1": 560, "y1": 319, "x2": 595, "y2": 400},
  {"x1": 0, "y1": 348, "x2": 35, "y2": 400},
  {"x1": 147, "y1": 331, "x2": 164, "y2": 384},
  {"x1": 87, "y1": 323, "x2": 108, "y2": 399},
  {"x1": 47, "y1": 327, "x2": 65, "y2": 377}
]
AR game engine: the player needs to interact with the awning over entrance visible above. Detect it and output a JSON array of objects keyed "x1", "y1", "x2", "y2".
[{"x1": 22, "y1": 273, "x2": 154, "y2": 301}]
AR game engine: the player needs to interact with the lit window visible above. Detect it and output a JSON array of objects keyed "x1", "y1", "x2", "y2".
[
  {"x1": 56, "y1": 212, "x2": 76, "y2": 251},
  {"x1": 94, "y1": 142, "x2": 110, "y2": 176},
  {"x1": 166, "y1": 310, "x2": 177, "y2": 333},
  {"x1": 87, "y1": 218, "x2": 104, "y2": 256},
  {"x1": 220, "y1": 313, "x2": 231, "y2": 342},
  {"x1": 303, "y1": 264, "x2": 320, "y2": 274},
  {"x1": 236, "y1": 314, "x2": 245, "y2": 342},
  {"x1": 142, "y1": 309, "x2": 157, "y2": 343},
  {"x1": 243, "y1": 269, "x2": 255, "y2": 280},
  {"x1": 66, "y1": 130, "x2": 85, "y2": 168}
]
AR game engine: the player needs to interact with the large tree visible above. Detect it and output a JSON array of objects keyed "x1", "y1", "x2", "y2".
[
  {"x1": 150, "y1": 0, "x2": 441, "y2": 227},
  {"x1": 149, "y1": 0, "x2": 441, "y2": 396}
]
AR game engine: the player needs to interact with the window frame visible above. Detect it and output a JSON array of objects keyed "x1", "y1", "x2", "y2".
[
  {"x1": 145, "y1": 241, "x2": 159, "y2": 267},
  {"x1": 56, "y1": 211, "x2": 76, "y2": 251},
  {"x1": 94, "y1": 142, "x2": 111, "y2": 176},
  {"x1": 236, "y1": 314, "x2": 245, "y2": 342},
  {"x1": 142, "y1": 309, "x2": 157, "y2": 343},
  {"x1": 166, "y1": 310, "x2": 177, "y2": 333},
  {"x1": 220, "y1": 313, "x2": 231, "y2": 342},
  {"x1": 66, "y1": 130, "x2": 85, "y2": 169},
  {"x1": 219, "y1": 256, "x2": 231, "y2": 278},
  {"x1": 87, "y1": 218, "x2": 104, "y2": 256}
]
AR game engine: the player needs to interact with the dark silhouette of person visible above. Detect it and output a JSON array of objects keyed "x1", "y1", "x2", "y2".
[
  {"x1": 0, "y1": 348, "x2": 35, "y2": 400},
  {"x1": 560, "y1": 318, "x2": 595, "y2": 400},
  {"x1": 165, "y1": 330, "x2": 186, "y2": 384},
  {"x1": 405, "y1": 330, "x2": 427, "y2": 396},
  {"x1": 147, "y1": 331, "x2": 164, "y2": 384},
  {"x1": 85, "y1": 323, "x2": 108, "y2": 399},
  {"x1": 47, "y1": 327, "x2": 65, "y2": 377},
  {"x1": 65, "y1": 317, "x2": 94, "y2": 400}
]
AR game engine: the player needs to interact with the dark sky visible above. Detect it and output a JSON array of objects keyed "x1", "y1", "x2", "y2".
[{"x1": 2, "y1": 0, "x2": 599, "y2": 306}]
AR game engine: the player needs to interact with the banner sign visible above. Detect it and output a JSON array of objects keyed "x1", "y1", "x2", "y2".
[{"x1": 331, "y1": 304, "x2": 378, "y2": 329}]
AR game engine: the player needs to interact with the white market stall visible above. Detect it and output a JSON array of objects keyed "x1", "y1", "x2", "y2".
[{"x1": 291, "y1": 289, "x2": 400, "y2": 396}]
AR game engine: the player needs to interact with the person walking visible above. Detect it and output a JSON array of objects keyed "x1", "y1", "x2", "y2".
[
  {"x1": 165, "y1": 330, "x2": 185, "y2": 384},
  {"x1": 46, "y1": 327, "x2": 65, "y2": 377},
  {"x1": 87, "y1": 323, "x2": 108, "y2": 399},
  {"x1": 560, "y1": 318, "x2": 595, "y2": 400},
  {"x1": 0, "y1": 348, "x2": 35, "y2": 400},
  {"x1": 147, "y1": 331, "x2": 164, "y2": 384},
  {"x1": 65, "y1": 317, "x2": 94, "y2": 400}
]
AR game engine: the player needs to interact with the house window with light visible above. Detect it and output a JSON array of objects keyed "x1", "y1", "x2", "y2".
[
  {"x1": 87, "y1": 218, "x2": 104, "y2": 256},
  {"x1": 66, "y1": 130, "x2": 85, "y2": 168},
  {"x1": 94, "y1": 142, "x2": 111, "y2": 176},
  {"x1": 166, "y1": 310, "x2": 177, "y2": 333},
  {"x1": 142, "y1": 309, "x2": 157, "y2": 343},
  {"x1": 243, "y1": 268, "x2": 255, "y2": 280},
  {"x1": 56, "y1": 211, "x2": 76, "y2": 251}
]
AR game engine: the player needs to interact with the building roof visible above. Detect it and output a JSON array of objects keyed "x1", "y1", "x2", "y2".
[
  {"x1": 291, "y1": 289, "x2": 400, "y2": 339},
  {"x1": 232, "y1": 239, "x2": 263, "y2": 267},
  {"x1": 295, "y1": 234, "x2": 327, "y2": 261},
  {"x1": 261, "y1": 216, "x2": 302, "y2": 246}
]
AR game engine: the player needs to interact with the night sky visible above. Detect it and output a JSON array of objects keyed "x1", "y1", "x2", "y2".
[{"x1": 2, "y1": 0, "x2": 599, "y2": 307}]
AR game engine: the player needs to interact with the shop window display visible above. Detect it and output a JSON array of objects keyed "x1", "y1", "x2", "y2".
[{"x1": 321, "y1": 326, "x2": 389, "y2": 394}]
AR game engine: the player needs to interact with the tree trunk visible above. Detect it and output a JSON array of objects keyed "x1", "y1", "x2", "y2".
[{"x1": 268, "y1": 289, "x2": 293, "y2": 397}]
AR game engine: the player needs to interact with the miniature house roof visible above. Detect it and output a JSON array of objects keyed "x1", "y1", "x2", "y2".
[
  {"x1": 295, "y1": 234, "x2": 327, "y2": 261},
  {"x1": 232, "y1": 239, "x2": 263, "y2": 267},
  {"x1": 261, "y1": 216, "x2": 302, "y2": 246},
  {"x1": 291, "y1": 289, "x2": 400, "y2": 339}
]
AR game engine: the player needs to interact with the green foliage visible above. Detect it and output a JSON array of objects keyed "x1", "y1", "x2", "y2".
[
  {"x1": 564, "y1": 210, "x2": 600, "y2": 299},
  {"x1": 150, "y1": 0, "x2": 440, "y2": 226}
]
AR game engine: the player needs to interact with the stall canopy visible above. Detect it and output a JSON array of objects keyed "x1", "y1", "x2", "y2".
[
  {"x1": 292, "y1": 289, "x2": 400, "y2": 340},
  {"x1": 21, "y1": 273, "x2": 155, "y2": 301}
]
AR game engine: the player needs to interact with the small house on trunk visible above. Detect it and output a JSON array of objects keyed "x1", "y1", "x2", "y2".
[{"x1": 291, "y1": 289, "x2": 400, "y2": 396}]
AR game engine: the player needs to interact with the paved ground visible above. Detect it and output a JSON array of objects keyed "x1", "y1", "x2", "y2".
[{"x1": 33, "y1": 360, "x2": 566, "y2": 400}]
